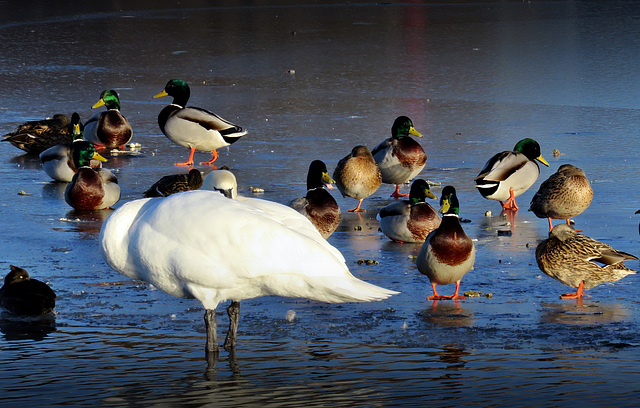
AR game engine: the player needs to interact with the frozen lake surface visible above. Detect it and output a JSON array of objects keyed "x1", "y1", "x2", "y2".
[{"x1": 2, "y1": 1, "x2": 640, "y2": 406}]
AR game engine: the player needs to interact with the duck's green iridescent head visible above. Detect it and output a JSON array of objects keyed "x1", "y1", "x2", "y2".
[
  {"x1": 73, "y1": 141, "x2": 108, "y2": 168},
  {"x1": 409, "y1": 179, "x2": 437, "y2": 204},
  {"x1": 92, "y1": 90, "x2": 121, "y2": 110},
  {"x1": 513, "y1": 138, "x2": 549, "y2": 166},
  {"x1": 439, "y1": 185, "x2": 460, "y2": 215},
  {"x1": 154, "y1": 79, "x2": 191, "y2": 107},
  {"x1": 391, "y1": 116, "x2": 422, "y2": 139}
]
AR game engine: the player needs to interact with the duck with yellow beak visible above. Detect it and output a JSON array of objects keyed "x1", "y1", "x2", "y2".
[{"x1": 372, "y1": 116, "x2": 427, "y2": 198}]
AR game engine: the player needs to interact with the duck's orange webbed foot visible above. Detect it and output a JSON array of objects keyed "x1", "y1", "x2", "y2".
[
  {"x1": 175, "y1": 147, "x2": 196, "y2": 166},
  {"x1": 200, "y1": 149, "x2": 219, "y2": 165},
  {"x1": 560, "y1": 281, "x2": 585, "y2": 299},
  {"x1": 348, "y1": 199, "x2": 366, "y2": 212},
  {"x1": 390, "y1": 185, "x2": 409, "y2": 198},
  {"x1": 427, "y1": 282, "x2": 466, "y2": 301},
  {"x1": 500, "y1": 188, "x2": 519, "y2": 211}
]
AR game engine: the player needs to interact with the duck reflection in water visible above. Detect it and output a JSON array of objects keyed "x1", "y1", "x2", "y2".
[{"x1": 419, "y1": 299, "x2": 474, "y2": 328}]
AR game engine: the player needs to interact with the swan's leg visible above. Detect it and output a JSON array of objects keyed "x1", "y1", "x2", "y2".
[
  {"x1": 224, "y1": 301, "x2": 241, "y2": 351},
  {"x1": 205, "y1": 309, "x2": 219, "y2": 354}
]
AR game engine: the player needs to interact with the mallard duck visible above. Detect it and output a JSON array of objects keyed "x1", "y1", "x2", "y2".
[
  {"x1": 333, "y1": 145, "x2": 382, "y2": 212},
  {"x1": 529, "y1": 164, "x2": 593, "y2": 231},
  {"x1": 0, "y1": 265, "x2": 56, "y2": 316},
  {"x1": 99, "y1": 189, "x2": 398, "y2": 354},
  {"x1": 372, "y1": 116, "x2": 427, "y2": 198},
  {"x1": 289, "y1": 160, "x2": 341, "y2": 239},
  {"x1": 64, "y1": 149, "x2": 120, "y2": 210},
  {"x1": 143, "y1": 168, "x2": 203, "y2": 198},
  {"x1": 2, "y1": 113, "x2": 73, "y2": 154},
  {"x1": 40, "y1": 130, "x2": 108, "y2": 182},
  {"x1": 153, "y1": 79, "x2": 247, "y2": 166},
  {"x1": 416, "y1": 186, "x2": 475, "y2": 300},
  {"x1": 83, "y1": 90, "x2": 133, "y2": 150},
  {"x1": 475, "y1": 138, "x2": 549, "y2": 211},
  {"x1": 535, "y1": 224, "x2": 637, "y2": 299},
  {"x1": 378, "y1": 179, "x2": 441, "y2": 243}
]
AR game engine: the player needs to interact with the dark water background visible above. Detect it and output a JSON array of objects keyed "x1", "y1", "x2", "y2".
[{"x1": 2, "y1": 1, "x2": 640, "y2": 406}]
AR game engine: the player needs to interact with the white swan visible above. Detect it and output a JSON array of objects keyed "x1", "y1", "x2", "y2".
[{"x1": 99, "y1": 189, "x2": 397, "y2": 354}]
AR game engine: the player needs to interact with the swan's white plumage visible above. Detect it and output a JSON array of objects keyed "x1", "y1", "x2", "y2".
[
  {"x1": 201, "y1": 170, "x2": 345, "y2": 262},
  {"x1": 100, "y1": 190, "x2": 395, "y2": 312}
]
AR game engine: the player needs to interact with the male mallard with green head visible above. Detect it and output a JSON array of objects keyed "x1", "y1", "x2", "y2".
[
  {"x1": 416, "y1": 186, "x2": 475, "y2": 300},
  {"x1": 378, "y1": 179, "x2": 440, "y2": 243},
  {"x1": 154, "y1": 79, "x2": 247, "y2": 166},
  {"x1": 64, "y1": 145, "x2": 119, "y2": 210},
  {"x1": 84, "y1": 90, "x2": 133, "y2": 150},
  {"x1": 41, "y1": 139, "x2": 106, "y2": 183},
  {"x1": 290, "y1": 160, "x2": 341, "y2": 239},
  {"x1": 475, "y1": 138, "x2": 549, "y2": 211},
  {"x1": 372, "y1": 116, "x2": 426, "y2": 198}
]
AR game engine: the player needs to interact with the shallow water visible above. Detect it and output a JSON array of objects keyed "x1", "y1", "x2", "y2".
[{"x1": 2, "y1": 1, "x2": 640, "y2": 406}]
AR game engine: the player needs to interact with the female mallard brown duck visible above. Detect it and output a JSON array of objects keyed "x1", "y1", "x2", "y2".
[
  {"x1": 378, "y1": 179, "x2": 441, "y2": 243},
  {"x1": 372, "y1": 116, "x2": 426, "y2": 198},
  {"x1": 536, "y1": 224, "x2": 637, "y2": 299},
  {"x1": 84, "y1": 90, "x2": 133, "y2": 150},
  {"x1": 333, "y1": 145, "x2": 382, "y2": 212},
  {"x1": 289, "y1": 160, "x2": 341, "y2": 239},
  {"x1": 529, "y1": 164, "x2": 593, "y2": 231},
  {"x1": 2, "y1": 113, "x2": 73, "y2": 154},
  {"x1": 475, "y1": 138, "x2": 549, "y2": 211},
  {"x1": 154, "y1": 79, "x2": 247, "y2": 166},
  {"x1": 143, "y1": 168, "x2": 203, "y2": 198},
  {"x1": 0, "y1": 265, "x2": 56, "y2": 316},
  {"x1": 416, "y1": 185, "x2": 475, "y2": 300}
]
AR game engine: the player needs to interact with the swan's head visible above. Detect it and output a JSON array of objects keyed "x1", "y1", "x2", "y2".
[{"x1": 201, "y1": 169, "x2": 237, "y2": 199}]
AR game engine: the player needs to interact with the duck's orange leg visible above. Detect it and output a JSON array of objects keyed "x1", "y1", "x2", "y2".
[
  {"x1": 427, "y1": 283, "x2": 441, "y2": 300},
  {"x1": 548, "y1": 218, "x2": 554, "y2": 232},
  {"x1": 450, "y1": 280, "x2": 466, "y2": 300},
  {"x1": 175, "y1": 147, "x2": 196, "y2": 166},
  {"x1": 427, "y1": 281, "x2": 466, "y2": 300},
  {"x1": 500, "y1": 188, "x2": 519, "y2": 211},
  {"x1": 390, "y1": 185, "x2": 408, "y2": 198},
  {"x1": 560, "y1": 281, "x2": 585, "y2": 299},
  {"x1": 200, "y1": 149, "x2": 219, "y2": 165},
  {"x1": 348, "y1": 199, "x2": 366, "y2": 212}
]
